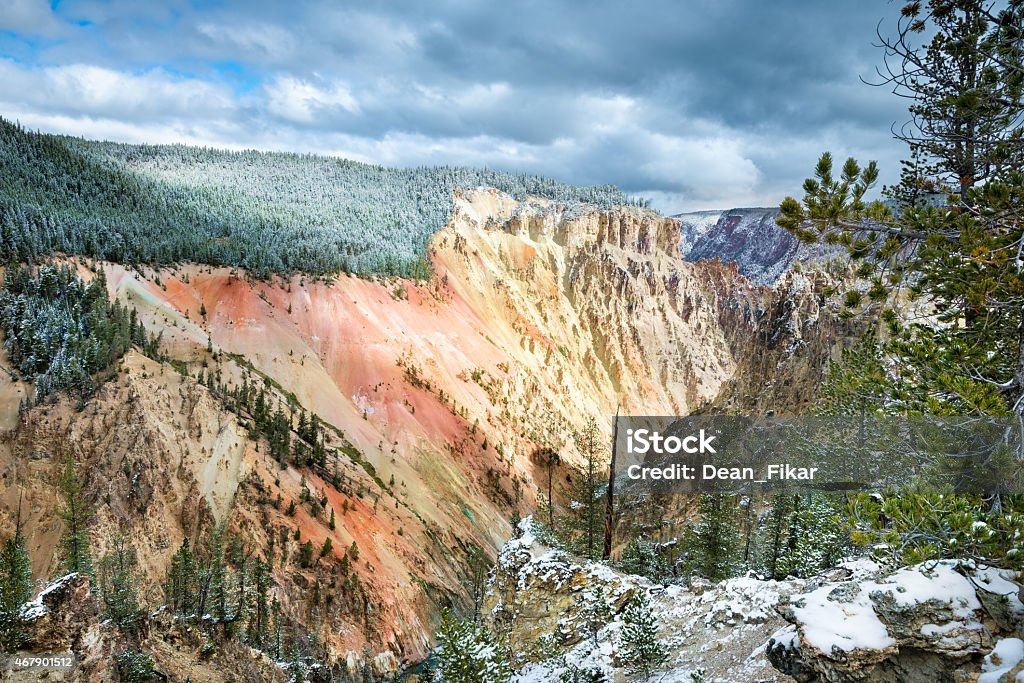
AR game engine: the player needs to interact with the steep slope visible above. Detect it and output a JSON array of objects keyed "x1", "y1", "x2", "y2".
[
  {"x1": 675, "y1": 209, "x2": 722, "y2": 258},
  {"x1": 676, "y1": 208, "x2": 843, "y2": 284},
  {"x1": 0, "y1": 190, "x2": 849, "y2": 677}
]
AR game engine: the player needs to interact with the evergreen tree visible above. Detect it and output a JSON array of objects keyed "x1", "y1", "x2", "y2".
[
  {"x1": 847, "y1": 491, "x2": 1024, "y2": 567},
  {"x1": 270, "y1": 596, "x2": 284, "y2": 660},
  {"x1": 816, "y1": 335, "x2": 896, "y2": 416},
  {"x1": 778, "y1": 1, "x2": 1024, "y2": 416},
  {"x1": 98, "y1": 533, "x2": 141, "y2": 629},
  {"x1": 618, "y1": 593, "x2": 667, "y2": 682},
  {"x1": 435, "y1": 609, "x2": 512, "y2": 683},
  {"x1": 0, "y1": 520, "x2": 32, "y2": 652},
  {"x1": 361, "y1": 650, "x2": 374, "y2": 683},
  {"x1": 757, "y1": 494, "x2": 794, "y2": 580},
  {"x1": 680, "y1": 493, "x2": 742, "y2": 582},
  {"x1": 754, "y1": 494, "x2": 849, "y2": 579},
  {"x1": 247, "y1": 557, "x2": 271, "y2": 648},
  {"x1": 533, "y1": 446, "x2": 562, "y2": 530},
  {"x1": 574, "y1": 584, "x2": 614, "y2": 649},
  {"x1": 299, "y1": 541, "x2": 314, "y2": 569},
  {"x1": 777, "y1": 0, "x2": 1024, "y2": 568},
  {"x1": 201, "y1": 527, "x2": 228, "y2": 625},
  {"x1": 229, "y1": 535, "x2": 253, "y2": 630},
  {"x1": 616, "y1": 536, "x2": 669, "y2": 583},
  {"x1": 552, "y1": 418, "x2": 607, "y2": 559},
  {"x1": 463, "y1": 547, "x2": 490, "y2": 625},
  {"x1": 576, "y1": 418, "x2": 602, "y2": 560},
  {"x1": 165, "y1": 537, "x2": 197, "y2": 618},
  {"x1": 873, "y1": 0, "x2": 1024, "y2": 196},
  {"x1": 779, "y1": 496, "x2": 848, "y2": 578},
  {"x1": 559, "y1": 664, "x2": 607, "y2": 683},
  {"x1": 57, "y1": 452, "x2": 93, "y2": 578},
  {"x1": 115, "y1": 650, "x2": 156, "y2": 682}
]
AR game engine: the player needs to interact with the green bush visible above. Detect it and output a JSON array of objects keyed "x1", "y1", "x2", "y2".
[{"x1": 115, "y1": 650, "x2": 155, "y2": 682}]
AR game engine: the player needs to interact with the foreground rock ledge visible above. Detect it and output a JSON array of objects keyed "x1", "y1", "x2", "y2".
[
  {"x1": 766, "y1": 560, "x2": 1024, "y2": 683},
  {"x1": 8, "y1": 573, "x2": 290, "y2": 682}
]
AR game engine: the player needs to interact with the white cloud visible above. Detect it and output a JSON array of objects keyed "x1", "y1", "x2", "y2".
[
  {"x1": 195, "y1": 21, "x2": 297, "y2": 62},
  {"x1": 0, "y1": 60, "x2": 236, "y2": 121},
  {"x1": 0, "y1": 0, "x2": 912, "y2": 212},
  {"x1": 0, "y1": 58, "x2": 773, "y2": 212},
  {"x1": 0, "y1": 0, "x2": 61, "y2": 36},
  {"x1": 264, "y1": 75, "x2": 360, "y2": 123},
  {"x1": 641, "y1": 132, "x2": 760, "y2": 196}
]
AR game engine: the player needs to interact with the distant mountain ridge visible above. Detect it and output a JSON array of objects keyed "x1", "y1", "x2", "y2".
[
  {"x1": 674, "y1": 207, "x2": 843, "y2": 284},
  {"x1": 0, "y1": 116, "x2": 635, "y2": 277}
]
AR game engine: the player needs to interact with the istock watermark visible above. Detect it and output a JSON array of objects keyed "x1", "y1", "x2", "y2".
[{"x1": 613, "y1": 415, "x2": 1024, "y2": 496}]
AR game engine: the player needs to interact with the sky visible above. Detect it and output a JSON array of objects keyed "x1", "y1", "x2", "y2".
[{"x1": 0, "y1": 0, "x2": 913, "y2": 212}]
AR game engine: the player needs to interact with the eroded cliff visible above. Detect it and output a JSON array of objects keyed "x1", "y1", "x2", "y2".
[{"x1": 0, "y1": 189, "x2": 847, "y2": 676}]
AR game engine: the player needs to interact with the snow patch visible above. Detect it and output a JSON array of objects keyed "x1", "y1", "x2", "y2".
[
  {"x1": 981, "y1": 638, "x2": 1024, "y2": 683},
  {"x1": 791, "y1": 582, "x2": 895, "y2": 653}
]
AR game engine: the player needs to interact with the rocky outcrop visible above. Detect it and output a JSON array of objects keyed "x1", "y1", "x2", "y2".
[
  {"x1": 676, "y1": 208, "x2": 843, "y2": 284},
  {"x1": 18, "y1": 573, "x2": 99, "y2": 656},
  {"x1": 766, "y1": 560, "x2": 1024, "y2": 682},
  {"x1": 6, "y1": 573, "x2": 288, "y2": 682},
  {"x1": 485, "y1": 519, "x2": 802, "y2": 682},
  {"x1": 488, "y1": 527, "x2": 1024, "y2": 683}
]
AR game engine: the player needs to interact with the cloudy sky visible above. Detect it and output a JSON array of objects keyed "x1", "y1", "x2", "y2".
[{"x1": 0, "y1": 0, "x2": 912, "y2": 211}]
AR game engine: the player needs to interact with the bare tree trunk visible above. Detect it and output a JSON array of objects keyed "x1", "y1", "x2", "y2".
[
  {"x1": 603, "y1": 405, "x2": 619, "y2": 561},
  {"x1": 1015, "y1": 310, "x2": 1024, "y2": 414},
  {"x1": 547, "y1": 463, "x2": 554, "y2": 530}
]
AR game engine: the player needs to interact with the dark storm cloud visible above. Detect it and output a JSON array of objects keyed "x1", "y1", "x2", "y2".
[{"x1": 0, "y1": 0, "x2": 910, "y2": 210}]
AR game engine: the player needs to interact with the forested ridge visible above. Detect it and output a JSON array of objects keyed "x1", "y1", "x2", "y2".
[
  {"x1": 0, "y1": 116, "x2": 636, "y2": 277},
  {"x1": 0, "y1": 265, "x2": 160, "y2": 401}
]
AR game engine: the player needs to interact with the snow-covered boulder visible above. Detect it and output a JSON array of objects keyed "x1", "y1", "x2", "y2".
[
  {"x1": 766, "y1": 560, "x2": 1024, "y2": 682},
  {"x1": 19, "y1": 572, "x2": 98, "y2": 654},
  {"x1": 486, "y1": 519, "x2": 638, "y2": 650}
]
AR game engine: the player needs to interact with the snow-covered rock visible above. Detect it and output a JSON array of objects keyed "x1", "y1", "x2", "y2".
[
  {"x1": 490, "y1": 525, "x2": 1024, "y2": 683},
  {"x1": 487, "y1": 520, "x2": 804, "y2": 682},
  {"x1": 18, "y1": 572, "x2": 97, "y2": 654},
  {"x1": 675, "y1": 208, "x2": 843, "y2": 284},
  {"x1": 766, "y1": 560, "x2": 1024, "y2": 682},
  {"x1": 980, "y1": 638, "x2": 1024, "y2": 682}
]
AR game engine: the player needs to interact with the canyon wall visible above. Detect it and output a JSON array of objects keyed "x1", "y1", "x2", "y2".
[{"x1": 0, "y1": 189, "x2": 851, "y2": 673}]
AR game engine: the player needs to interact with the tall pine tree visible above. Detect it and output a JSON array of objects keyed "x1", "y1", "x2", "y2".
[
  {"x1": 680, "y1": 493, "x2": 742, "y2": 582},
  {"x1": 0, "y1": 513, "x2": 32, "y2": 652},
  {"x1": 57, "y1": 452, "x2": 93, "y2": 578},
  {"x1": 778, "y1": 1, "x2": 1024, "y2": 416},
  {"x1": 98, "y1": 533, "x2": 141, "y2": 629}
]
